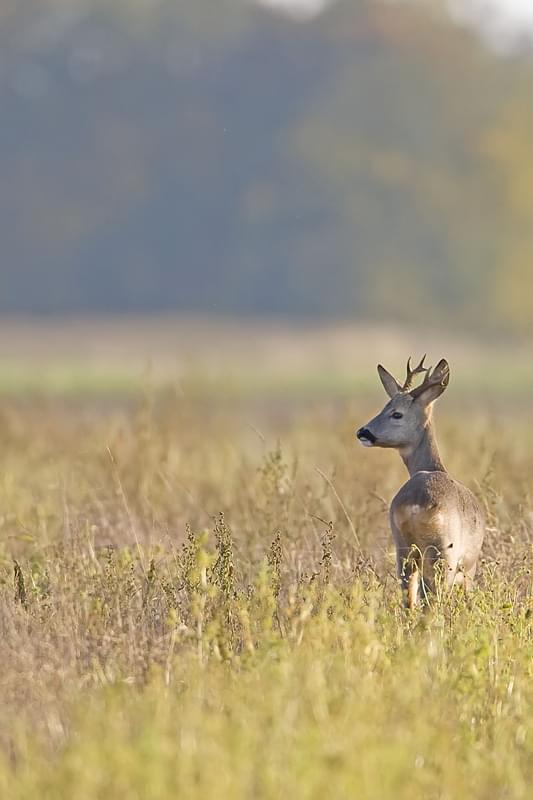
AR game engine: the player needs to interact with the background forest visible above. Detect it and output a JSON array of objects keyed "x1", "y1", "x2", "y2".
[{"x1": 2, "y1": 0, "x2": 533, "y2": 333}]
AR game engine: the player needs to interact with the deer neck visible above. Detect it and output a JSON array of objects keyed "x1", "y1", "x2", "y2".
[{"x1": 400, "y1": 419, "x2": 446, "y2": 477}]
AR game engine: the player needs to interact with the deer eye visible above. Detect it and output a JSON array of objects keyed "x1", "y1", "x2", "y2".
[{"x1": 391, "y1": 411, "x2": 403, "y2": 420}]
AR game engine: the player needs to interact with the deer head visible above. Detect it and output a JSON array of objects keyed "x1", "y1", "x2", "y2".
[{"x1": 356, "y1": 357, "x2": 450, "y2": 450}]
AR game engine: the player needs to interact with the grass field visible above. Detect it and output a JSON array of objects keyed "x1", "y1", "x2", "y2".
[
  {"x1": 1, "y1": 318, "x2": 533, "y2": 799},
  {"x1": 1, "y1": 315, "x2": 533, "y2": 399}
]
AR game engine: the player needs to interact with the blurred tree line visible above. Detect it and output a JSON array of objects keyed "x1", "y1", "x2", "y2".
[{"x1": 1, "y1": 0, "x2": 533, "y2": 332}]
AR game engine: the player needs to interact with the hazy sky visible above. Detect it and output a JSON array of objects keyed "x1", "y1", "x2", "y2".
[
  {"x1": 256, "y1": 0, "x2": 329, "y2": 18},
  {"x1": 257, "y1": 0, "x2": 533, "y2": 47},
  {"x1": 449, "y1": 0, "x2": 533, "y2": 49}
]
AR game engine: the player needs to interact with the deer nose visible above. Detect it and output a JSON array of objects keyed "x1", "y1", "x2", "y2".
[{"x1": 357, "y1": 427, "x2": 376, "y2": 444}]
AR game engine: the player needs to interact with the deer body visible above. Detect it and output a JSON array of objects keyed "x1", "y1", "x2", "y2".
[{"x1": 357, "y1": 357, "x2": 484, "y2": 607}]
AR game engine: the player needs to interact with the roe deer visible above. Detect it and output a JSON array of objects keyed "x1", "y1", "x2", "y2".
[{"x1": 356, "y1": 357, "x2": 484, "y2": 608}]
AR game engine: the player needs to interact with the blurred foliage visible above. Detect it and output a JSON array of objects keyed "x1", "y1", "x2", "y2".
[{"x1": 2, "y1": 0, "x2": 533, "y2": 331}]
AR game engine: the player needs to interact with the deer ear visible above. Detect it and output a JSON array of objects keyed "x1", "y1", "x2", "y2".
[
  {"x1": 377, "y1": 364, "x2": 402, "y2": 399},
  {"x1": 411, "y1": 359, "x2": 450, "y2": 406}
]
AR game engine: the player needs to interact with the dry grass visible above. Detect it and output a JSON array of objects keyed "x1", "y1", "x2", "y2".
[{"x1": 0, "y1": 382, "x2": 532, "y2": 799}]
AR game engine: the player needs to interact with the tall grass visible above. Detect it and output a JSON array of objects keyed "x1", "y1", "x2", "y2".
[{"x1": 0, "y1": 389, "x2": 531, "y2": 799}]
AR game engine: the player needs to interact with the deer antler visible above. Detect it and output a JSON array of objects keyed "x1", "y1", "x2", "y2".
[
  {"x1": 401, "y1": 355, "x2": 429, "y2": 392},
  {"x1": 410, "y1": 359, "x2": 450, "y2": 400}
]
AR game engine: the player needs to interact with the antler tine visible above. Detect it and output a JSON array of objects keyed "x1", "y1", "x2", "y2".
[{"x1": 401, "y1": 354, "x2": 428, "y2": 392}]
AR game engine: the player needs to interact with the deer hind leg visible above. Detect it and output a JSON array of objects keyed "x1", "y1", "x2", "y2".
[
  {"x1": 407, "y1": 565, "x2": 420, "y2": 610},
  {"x1": 463, "y1": 568, "x2": 476, "y2": 593},
  {"x1": 398, "y1": 545, "x2": 448, "y2": 608},
  {"x1": 450, "y1": 561, "x2": 476, "y2": 594},
  {"x1": 419, "y1": 545, "x2": 445, "y2": 599},
  {"x1": 396, "y1": 547, "x2": 421, "y2": 609}
]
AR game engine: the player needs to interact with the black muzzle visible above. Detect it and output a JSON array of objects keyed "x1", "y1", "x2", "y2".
[{"x1": 357, "y1": 427, "x2": 376, "y2": 444}]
